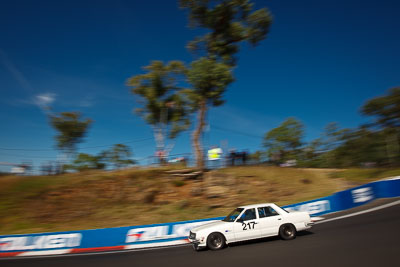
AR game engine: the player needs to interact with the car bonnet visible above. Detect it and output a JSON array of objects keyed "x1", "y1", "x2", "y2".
[{"x1": 192, "y1": 220, "x2": 228, "y2": 233}]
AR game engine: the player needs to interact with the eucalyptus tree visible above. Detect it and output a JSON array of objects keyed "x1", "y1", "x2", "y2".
[
  {"x1": 263, "y1": 118, "x2": 304, "y2": 163},
  {"x1": 185, "y1": 57, "x2": 233, "y2": 169},
  {"x1": 361, "y1": 87, "x2": 400, "y2": 166},
  {"x1": 127, "y1": 61, "x2": 189, "y2": 156},
  {"x1": 180, "y1": 0, "x2": 272, "y2": 169},
  {"x1": 102, "y1": 144, "x2": 136, "y2": 169},
  {"x1": 180, "y1": 0, "x2": 272, "y2": 65},
  {"x1": 362, "y1": 87, "x2": 400, "y2": 129},
  {"x1": 49, "y1": 111, "x2": 92, "y2": 159},
  {"x1": 69, "y1": 153, "x2": 105, "y2": 171}
]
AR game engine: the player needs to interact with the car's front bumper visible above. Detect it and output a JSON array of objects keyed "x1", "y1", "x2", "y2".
[
  {"x1": 189, "y1": 238, "x2": 200, "y2": 244},
  {"x1": 188, "y1": 232, "x2": 206, "y2": 247},
  {"x1": 305, "y1": 221, "x2": 314, "y2": 228}
]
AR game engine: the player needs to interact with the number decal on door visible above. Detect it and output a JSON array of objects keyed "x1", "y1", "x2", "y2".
[{"x1": 242, "y1": 222, "x2": 257, "y2": 230}]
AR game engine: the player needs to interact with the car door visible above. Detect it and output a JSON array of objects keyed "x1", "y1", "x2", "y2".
[
  {"x1": 233, "y1": 208, "x2": 261, "y2": 242},
  {"x1": 257, "y1": 206, "x2": 282, "y2": 237}
]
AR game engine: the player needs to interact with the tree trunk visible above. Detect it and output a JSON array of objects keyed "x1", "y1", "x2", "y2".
[
  {"x1": 153, "y1": 125, "x2": 164, "y2": 151},
  {"x1": 386, "y1": 131, "x2": 399, "y2": 167},
  {"x1": 192, "y1": 100, "x2": 207, "y2": 170},
  {"x1": 153, "y1": 125, "x2": 166, "y2": 165}
]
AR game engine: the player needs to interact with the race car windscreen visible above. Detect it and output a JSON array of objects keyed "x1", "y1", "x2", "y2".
[{"x1": 222, "y1": 208, "x2": 244, "y2": 222}]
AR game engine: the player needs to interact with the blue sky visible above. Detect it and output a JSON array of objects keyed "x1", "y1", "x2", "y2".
[{"x1": 0, "y1": 0, "x2": 399, "y2": 171}]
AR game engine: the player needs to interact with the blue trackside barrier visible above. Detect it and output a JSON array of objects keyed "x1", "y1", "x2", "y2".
[
  {"x1": 0, "y1": 177, "x2": 399, "y2": 257},
  {"x1": 373, "y1": 179, "x2": 400, "y2": 198},
  {"x1": 282, "y1": 195, "x2": 335, "y2": 216},
  {"x1": 0, "y1": 217, "x2": 224, "y2": 255},
  {"x1": 282, "y1": 183, "x2": 378, "y2": 216},
  {"x1": 284, "y1": 178, "x2": 400, "y2": 215}
]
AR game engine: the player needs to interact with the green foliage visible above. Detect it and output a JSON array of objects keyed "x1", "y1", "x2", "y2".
[
  {"x1": 102, "y1": 144, "x2": 135, "y2": 169},
  {"x1": 127, "y1": 60, "x2": 190, "y2": 139},
  {"x1": 297, "y1": 122, "x2": 391, "y2": 168},
  {"x1": 69, "y1": 153, "x2": 105, "y2": 171},
  {"x1": 49, "y1": 112, "x2": 92, "y2": 155},
  {"x1": 185, "y1": 57, "x2": 234, "y2": 108},
  {"x1": 249, "y1": 150, "x2": 263, "y2": 163},
  {"x1": 171, "y1": 180, "x2": 185, "y2": 187},
  {"x1": 64, "y1": 144, "x2": 135, "y2": 171},
  {"x1": 362, "y1": 87, "x2": 400, "y2": 129},
  {"x1": 259, "y1": 87, "x2": 400, "y2": 169},
  {"x1": 360, "y1": 87, "x2": 400, "y2": 166},
  {"x1": 298, "y1": 126, "x2": 396, "y2": 168},
  {"x1": 263, "y1": 118, "x2": 304, "y2": 163},
  {"x1": 180, "y1": 0, "x2": 272, "y2": 65},
  {"x1": 299, "y1": 122, "x2": 351, "y2": 167},
  {"x1": 319, "y1": 122, "x2": 348, "y2": 152},
  {"x1": 332, "y1": 128, "x2": 389, "y2": 167}
]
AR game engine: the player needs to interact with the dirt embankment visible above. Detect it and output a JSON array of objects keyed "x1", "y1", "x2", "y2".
[{"x1": 0, "y1": 166, "x2": 353, "y2": 234}]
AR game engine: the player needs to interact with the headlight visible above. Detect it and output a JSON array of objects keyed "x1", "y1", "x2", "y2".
[{"x1": 189, "y1": 231, "x2": 196, "y2": 240}]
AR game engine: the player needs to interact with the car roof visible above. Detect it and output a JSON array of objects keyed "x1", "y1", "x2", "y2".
[{"x1": 238, "y1": 203, "x2": 275, "y2": 209}]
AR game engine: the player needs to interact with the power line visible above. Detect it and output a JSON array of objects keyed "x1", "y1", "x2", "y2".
[
  {"x1": 0, "y1": 153, "x2": 58, "y2": 159},
  {"x1": 0, "y1": 137, "x2": 154, "y2": 151},
  {"x1": 210, "y1": 124, "x2": 264, "y2": 139},
  {"x1": 74, "y1": 138, "x2": 154, "y2": 150},
  {"x1": 0, "y1": 138, "x2": 155, "y2": 160},
  {"x1": 0, "y1": 126, "x2": 263, "y2": 159}
]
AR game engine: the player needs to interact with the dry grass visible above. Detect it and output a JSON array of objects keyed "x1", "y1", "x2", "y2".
[
  {"x1": 0, "y1": 166, "x2": 365, "y2": 235},
  {"x1": 329, "y1": 168, "x2": 400, "y2": 183},
  {"x1": 216, "y1": 166, "x2": 338, "y2": 205}
]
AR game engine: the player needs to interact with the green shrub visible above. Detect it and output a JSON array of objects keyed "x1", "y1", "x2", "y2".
[{"x1": 171, "y1": 180, "x2": 185, "y2": 187}]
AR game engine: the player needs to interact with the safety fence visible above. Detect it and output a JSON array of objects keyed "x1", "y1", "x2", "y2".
[{"x1": 1, "y1": 177, "x2": 399, "y2": 258}]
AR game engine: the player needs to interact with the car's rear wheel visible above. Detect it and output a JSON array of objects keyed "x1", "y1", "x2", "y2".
[
  {"x1": 279, "y1": 224, "x2": 297, "y2": 240},
  {"x1": 207, "y1": 232, "x2": 226, "y2": 250}
]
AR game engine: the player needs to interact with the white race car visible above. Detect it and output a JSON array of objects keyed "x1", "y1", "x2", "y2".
[{"x1": 188, "y1": 203, "x2": 314, "y2": 251}]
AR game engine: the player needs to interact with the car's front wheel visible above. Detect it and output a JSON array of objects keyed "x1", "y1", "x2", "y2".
[
  {"x1": 279, "y1": 224, "x2": 297, "y2": 240},
  {"x1": 207, "y1": 232, "x2": 226, "y2": 250}
]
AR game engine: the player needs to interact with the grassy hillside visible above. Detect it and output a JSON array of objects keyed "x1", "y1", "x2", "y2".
[
  {"x1": 0, "y1": 166, "x2": 395, "y2": 235},
  {"x1": 329, "y1": 168, "x2": 400, "y2": 182}
]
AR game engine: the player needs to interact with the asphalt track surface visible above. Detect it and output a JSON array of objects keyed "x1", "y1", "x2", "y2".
[{"x1": 2, "y1": 201, "x2": 400, "y2": 267}]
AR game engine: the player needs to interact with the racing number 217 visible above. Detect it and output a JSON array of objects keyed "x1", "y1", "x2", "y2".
[{"x1": 242, "y1": 222, "x2": 256, "y2": 230}]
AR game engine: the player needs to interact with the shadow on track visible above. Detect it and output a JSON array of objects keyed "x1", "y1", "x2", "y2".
[{"x1": 196, "y1": 231, "x2": 315, "y2": 252}]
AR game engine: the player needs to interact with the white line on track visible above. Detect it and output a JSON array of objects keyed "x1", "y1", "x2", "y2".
[
  {"x1": 316, "y1": 199, "x2": 400, "y2": 224},
  {"x1": 0, "y1": 244, "x2": 191, "y2": 261}
]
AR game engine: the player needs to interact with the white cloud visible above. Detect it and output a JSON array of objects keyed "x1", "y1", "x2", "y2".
[
  {"x1": 0, "y1": 48, "x2": 55, "y2": 113},
  {"x1": 34, "y1": 93, "x2": 56, "y2": 109},
  {"x1": 0, "y1": 48, "x2": 34, "y2": 93},
  {"x1": 77, "y1": 96, "x2": 94, "y2": 107}
]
